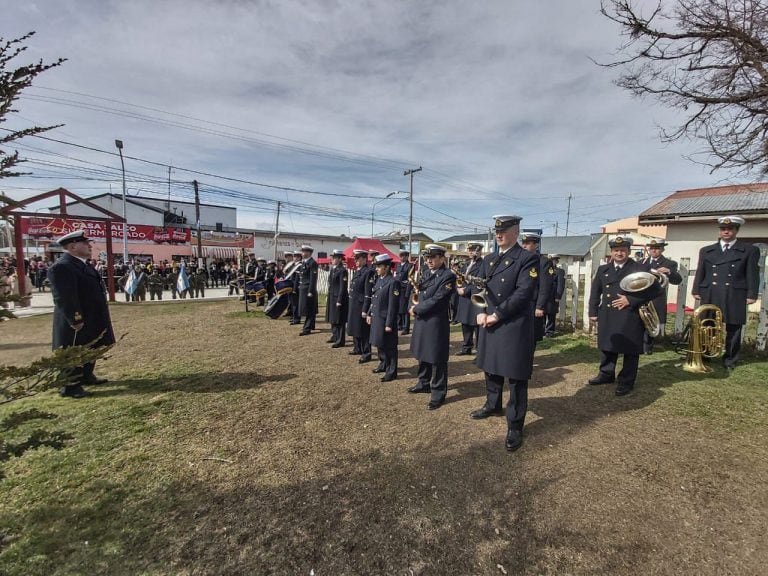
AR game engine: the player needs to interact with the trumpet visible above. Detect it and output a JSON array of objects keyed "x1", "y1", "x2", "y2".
[
  {"x1": 450, "y1": 264, "x2": 489, "y2": 308},
  {"x1": 618, "y1": 269, "x2": 668, "y2": 337}
]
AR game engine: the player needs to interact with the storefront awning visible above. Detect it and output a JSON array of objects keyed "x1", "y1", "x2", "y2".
[{"x1": 192, "y1": 246, "x2": 244, "y2": 259}]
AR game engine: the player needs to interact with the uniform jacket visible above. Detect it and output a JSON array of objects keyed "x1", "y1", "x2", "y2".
[
  {"x1": 298, "y1": 257, "x2": 319, "y2": 316},
  {"x1": 692, "y1": 240, "x2": 760, "y2": 325},
  {"x1": 48, "y1": 254, "x2": 115, "y2": 350},
  {"x1": 369, "y1": 274, "x2": 399, "y2": 348},
  {"x1": 348, "y1": 264, "x2": 374, "y2": 337},
  {"x1": 473, "y1": 244, "x2": 539, "y2": 379},
  {"x1": 327, "y1": 264, "x2": 349, "y2": 325},
  {"x1": 536, "y1": 254, "x2": 556, "y2": 312},
  {"x1": 394, "y1": 261, "x2": 414, "y2": 314},
  {"x1": 456, "y1": 257, "x2": 482, "y2": 326},
  {"x1": 410, "y1": 266, "x2": 456, "y2": 364},
  {"x1": 588, "y1": 259, "x2": 662, "y2": 354},
  {"x1": 640, "y1": 254, "x2": 683, "y2": 324},
  {"x1": 551, "y1": 267, "x2": 566, "y2": 314}
]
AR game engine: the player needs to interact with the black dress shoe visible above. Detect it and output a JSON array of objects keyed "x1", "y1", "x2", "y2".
[
  {"x1": 427, "y1": 400, "x2": 444, "y2": 410},
  {"x1": 615, "y1": 383, "x2": 634, "y2": 396},
  {"x1": 505, "y1": 430, "x2": 523, "y2": 452},
  {"x1": 401, "y1": 330, "x2": 410, "y2": 335},
  {"x1": 407, "y1": 384, "x2": 431, "y2": 394},
  {"x1": 326, "y1": 338, "x2": 335, "y2": 343},
  {"x1": 59, "y1": 385, "x2": 87, "y2": 399},
  {"x1": 588, "y1": 374, "x2": 615, "y2": 385},
  {"x1": 349, "y1": 350, "x2": 361, "y2": 355},
  {"x1": 456, "y1": 350, "x2": 472, "y2": 356},
  {"x1": 331, "y1": 342, "x2": 345, "y2": 348},
  {"x1": 299, "y1": 331, "x2": 311, "y2": 336},
  {"x1": 358, "y1": 356, "x2": 372, "y2": 364},
  {"x1": 372, "y1": 367, "x2": 385, "y2": 373},
  {"x1": 470, "y1": 406, "x2": 503, "y2": 419},
  {"x1": 380, "y1": 374, "x2": 397, "y2": 382}
]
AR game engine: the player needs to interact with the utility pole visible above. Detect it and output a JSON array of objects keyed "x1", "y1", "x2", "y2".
[
  {"x1": 114, "y1": 139, "x2": 128, "y2": 264},
  {"x1": 194, "y1": 180, "x2": 203, "y2": 267},
  {"x1": 167, "y1": 165, "x2": 172, "y2": 214},
  {"x1": 273, "y1": 201, "x2": 281, "y2": 261},
  {"x1": 404, "y1": 166, "x2": 422, "y2": 252},
  {"x1": 565, "y1": 193, "x2": 572, "y2": 237}
]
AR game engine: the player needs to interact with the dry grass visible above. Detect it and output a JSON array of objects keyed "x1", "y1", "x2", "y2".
[{"x1": 1, "y1": 300, "x2": 767, "y2": 575}]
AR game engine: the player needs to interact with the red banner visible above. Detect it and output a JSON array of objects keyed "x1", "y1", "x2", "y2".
[{"x1": 20, "y1": 217, "x2": 191, "y2": 244}]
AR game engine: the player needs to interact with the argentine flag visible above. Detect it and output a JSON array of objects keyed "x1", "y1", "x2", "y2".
[
  {"x1": 177, "y1": 262, "x2": 191, "y2": 293},
  {"x1": 125, "y1": 268, "x2": 137, "y2": 296}
]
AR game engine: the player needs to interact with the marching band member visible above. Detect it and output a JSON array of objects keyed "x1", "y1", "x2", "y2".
[
  {"x1": 470, "y1": 215, "x2": 539, "y2": 453},
  {"x1": 298, "y1": 245, "x2": 318, "y2": 336},
  {"x1": 367, "y1": 254, "x2": 399, "y2": 382},
  {"x1": 520, "y1": 232, "x2": 555, "y2": 344},
  {"x1": 640, "y1": 239, "x2": 682, "y2": 354},
  {"x1": 588, "y1": 236, "x2": 662, "y2": 396},
  {"x1": 692, "y1": 216, "x2": 760, "y2": 370},
  {"x1": 358, "y1": 250, "x2": 379, "y2": 363},
  {"x1": 395, "y1": 249, "x2": 414, "y2": 335},
  {"x1": 407, "y1": 244, "x2": 456, "y2": 410},
  {"x1": 290, "y1": 251, "x2": 303, "y2": 325},
  {"x1": 455, "y1": 242, "x2": 483, "y2": 355},
  {"x1": 327, "y1": 249, "x2": 349, "y2": 348},
  {"x1": 348, "y1": 249, "x2": 374, "y2": 359},
  {"x1": 544, "y1": 255, "x2": 565, "y2": 337}
]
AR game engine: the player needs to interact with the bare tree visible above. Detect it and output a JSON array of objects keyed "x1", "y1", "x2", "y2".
[
  {"x1": 601, "y1": 0, "x2": 768, "y2": 174},
  {"x1": 1, "y1": 31, "x2": 65, "y2": 180}
]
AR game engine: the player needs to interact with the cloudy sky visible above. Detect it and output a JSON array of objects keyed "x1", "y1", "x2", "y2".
[{"x1": 2, "y1": 0, "x2": 746, "y2": 241}]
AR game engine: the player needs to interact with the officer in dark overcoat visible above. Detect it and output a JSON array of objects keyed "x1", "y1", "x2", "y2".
[
  {"x1": 347, "y1": 249, "x2": 374, "y2": 359},
  {"x1": 395, "y1": 249, "x2": 414, "y2": 335},
  {"x1": 47, "y1": 230, "x2": 115, "y2": 398},
  {"x1": 367, "y1": 254, "x2": 399, "y2": 381},
  {"x1": 520, "y1": 233, "x2": 555, "y2": 344},
  {"x1": 455, "y1": 243, "x2": 483, "y2": 355},
  {"x1": 640, "y1": 239, "x2": 683, "y2": 353},
  {"x1": 358, "y1": 249, "x2": 379, "y2": 363},
  {"x1": 692, "y1": 216, "x2": 760, "y2": 370},
  {"x1": 588, "y1": 236, "x2": 662, "y2": 395},
  {"x1": 289, "y1": 251, "x2": 303, "y2": 323},
  {"x1": 469, "y1": 215, "x2": 539, "y2": 453},
  {"x1": 327, "y1": 249, "x2": 349, "y2": 347},
  {"x1": 298, "y1": 245, "x2": 318, "y2": 335},
  {"x1": 544, "y1": 255, "x2": 565, "y2": 337},
  {"x1": 407, "y1": 244, "x2": 456, "y2": 410}
]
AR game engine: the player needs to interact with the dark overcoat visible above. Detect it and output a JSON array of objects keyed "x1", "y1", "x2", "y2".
[
  {"x1": 48, "y1": 254, "x2": 115, "y2": 350},
  {"x1": 348, "y1": 264, "x2": 374, "y2": 337},
  {"x1": 548, "y1": 266, "x2": 566, "y2": 314},
  {"x1": 327, "y1": 264, "x2": 349, "y2": 324},
  {"x1": 298, "y1": 257, "x2": 319, "y2": 316},
  {"x1": 640, "y1": 254, "x2": 683, "y2": 324},
  {"x1": 410, "y1": 266, "x2": 456, "y2": 364},
  {"x1": 456, "y1": 258, "x2": 482, "y2": 326},
  {"x1": 533, "y1": 254, "x2": 555, "y2": 340},
  {"x1": 692, "y1": 240, "x2": 760, "y2": 325},
  {"x1": 369, "y1": 274, "x2": 399, "y2": 348},
  {"x1": 394, "y1": 261, "x2": 414, "y2": 314},
  {"x1": 473, "y1": 244, "x2": 539, "y2": 379},
  {"x1": 588, "y1": 259, "x2": 662, "y2": 354}
]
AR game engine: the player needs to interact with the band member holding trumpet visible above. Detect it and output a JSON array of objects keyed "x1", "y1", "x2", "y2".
[
  {"x1": 470, "y1": 215, "x2": 539, "y2": 453},
  {"x1": 407, "y1": 244, "x2": 456, "y2": 410},
  {"x1": 588, "y1": 236, "x2": 662, "y2": 396},
  {"x1": 692, "y1": 216, "x2": 760, "y2": 371},
  {"x1": 455, "y1": 242, "x2": 483, "y2": 355},
  {"x1": 640, "y1": 239, "x2": 682, "y2": 354},
  {"x1": 367, "y1": 254, "x2": 399, "y2": 382}
]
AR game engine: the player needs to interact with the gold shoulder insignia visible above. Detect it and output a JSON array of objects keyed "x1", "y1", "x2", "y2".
[
  {"x1": 445, "y1": 283, "x2": 453, "y2": 290},
  {"x1": 394, "y1": 290, "x2": 400, "y2": 296},
  {"x1": 548, "y1": 267, "x2": 554, "y2": 275},
  {"x1": 529, "y1": 268, "x2": 538, "y2": 278}
]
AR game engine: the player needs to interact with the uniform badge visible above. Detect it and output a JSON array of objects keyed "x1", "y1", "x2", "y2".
[
  {"x1": 548, "y1": 268, "x2": 554, "y2": 275},
  {"x1": 445, "y1": 283, "x2": 452, "y2": 290},
  {"x1": 394, "y1": 290, "x2": 400, "y2": 296},
  {"x1": 529, "y1": 268, "x2": 538, "y2": 278}
]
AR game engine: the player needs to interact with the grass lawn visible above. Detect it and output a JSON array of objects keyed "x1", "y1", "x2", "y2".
[{"x1": 1, "y1": 300, "x2": 767, "y2": 575}]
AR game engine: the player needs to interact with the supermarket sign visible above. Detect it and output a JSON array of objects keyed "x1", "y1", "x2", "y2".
[{"x1": 21, "y1": 217, "x2": 190, "y2": 244}]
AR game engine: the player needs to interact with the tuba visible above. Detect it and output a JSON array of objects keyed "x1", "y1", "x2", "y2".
[
  {"x1": 618, "y1": 269, "x2": 669, "y2": 337},
  {"x1": 682, "y1": 304, "x2": 725, "y2": 373}
]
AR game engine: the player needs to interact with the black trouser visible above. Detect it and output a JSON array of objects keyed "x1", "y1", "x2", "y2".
[
  {"x1": 65, "y1": 360, "x2": 95, "y2": 386},
  {"x1": 417, "y1": 361, "x2": 448, "y2": 403},
  {"x1": 398, "y1": 312, "x2": 411, "y2": 333},
  {"x1": 598, "y1": 350, "x2": 639, "y2": 385},
  {"x1": 331, "y1": 322, "x2": 346, "y2": 345},
  {"x1": 302, "y1": 312, "x2": 316, "y2": 332},
  {"x1": 377, "y1": 343, "x2": 398, "y2": 379},
  {"x1": 150, "y1": 288, "x2": 162, "y2": 301},
  {"x1": 534, "y1": 316, "x2": 545, "y2": 343},
  {"x1": 484, "y1": 373, "x2": 528, "y2": 431},
  {"x1": 723, "y1": 323, "x2": 743, "y2": 368},
  {"x1": 353, "y1": 327, "x2": 372, "y2": 357},
  {"x1": 291, "y1": 293, "x2": 300, "y2": 323},
  {"x1": 461, "y1": 324, "x2": 478, "y2": 352},
  {"x1": 544, "y1": 312, "x2": 557, "y2": 336}
]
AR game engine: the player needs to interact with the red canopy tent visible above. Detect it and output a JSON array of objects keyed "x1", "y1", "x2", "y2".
[{"x1": 342, "y1": 238, "x2": 401, "y2": 268}]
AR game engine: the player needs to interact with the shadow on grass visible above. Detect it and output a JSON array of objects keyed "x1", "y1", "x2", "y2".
[{"x1": 87, "y1": 372, "x2": 298, "y2": 397}]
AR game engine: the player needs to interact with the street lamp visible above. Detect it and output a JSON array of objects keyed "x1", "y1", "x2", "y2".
[
  {"x1": 115, "y1": 139, "x2": 128, "y2": 263},
  {"x1": 371, "y1": 191, "x2": 400, "y2": 236}
]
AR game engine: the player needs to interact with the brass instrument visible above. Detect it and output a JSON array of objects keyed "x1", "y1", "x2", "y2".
[
  {"x1": 683, "y1": 304, "x2": 725, "y2": 373},
  {"x1": 407, "y1": 265, "x2": 420, "y2": 305},
  {"x1": 450, "y1": 264, "x2": 488, "y2": 309},
  {"x1": 618, "y1": 269, "x2": 669, "y2": 337}
]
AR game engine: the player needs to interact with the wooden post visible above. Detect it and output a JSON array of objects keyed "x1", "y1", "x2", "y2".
[
  {"x1": 582, "y1": 256, "x2": 594, "y2": 332},
  {"x1": 756, "y1": 249, "x2": 768, "y2": 351},
  {"x1": 13, "y1": 215, "x2": 26, "y2": 299},
  {"x1": 674, "y1": 257, "x2": 690, "y2": 336},
  {"x1": 558, "y1": 264, "x2": 567, "y2": 329},
  {"x1": 571, "y1": 260, "x2": 581, "y2": 330}
]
